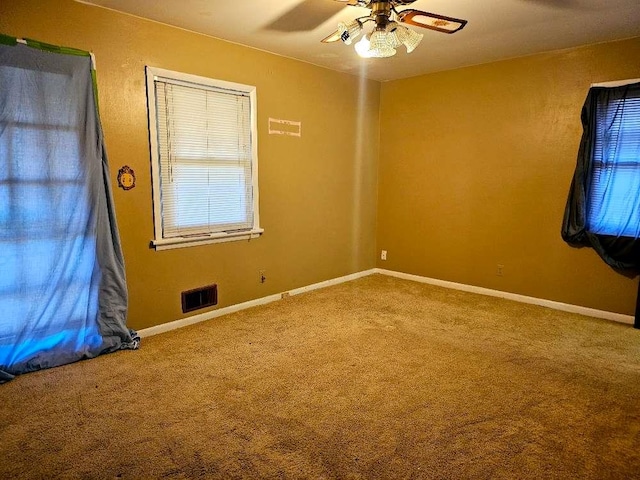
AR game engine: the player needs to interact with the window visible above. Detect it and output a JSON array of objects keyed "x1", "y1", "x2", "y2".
[
  {"x1": 1, "y1": 38, "x2": 135, "y2": 379},
  {"x1": 146, "y1": 67, "x2": 262, "y2": 250},
  {"x1": 587, "y1": 83, "x2": 640, "y2": 238},
  {"x1": 562, "y1": 80, "x2": 640, "y2": 273},
  {"x1": 1, "y1": 65, "x2": 102, "y2": 364}
]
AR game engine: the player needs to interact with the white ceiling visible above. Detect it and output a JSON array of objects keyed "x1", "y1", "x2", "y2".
[{"x1": 79, "y1": 0, "x2": 640, "y2": 81}]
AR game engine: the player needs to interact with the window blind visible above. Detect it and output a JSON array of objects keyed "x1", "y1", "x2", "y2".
[
  {"x1": 154, "y1": 79, "x2": 253, "y2": 238},
  {"x1": 587, "y1": 93, "x2": 640, "y2": 238}
]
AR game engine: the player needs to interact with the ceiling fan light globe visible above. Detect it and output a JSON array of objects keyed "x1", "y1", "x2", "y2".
[
  {"x1": 385, "y1": 22, "x2": 403, "y2": 48},
  {"x1": 355, "y1": 35, "x2": 373, "y2": 58},
  {"x1": 395, "y1": 25, "x2": 409, "y2": 42},
  {"x1": 370, "y1": 47, "x2": 397, "y2": 58},
  {"x1": 387, "y1": 31, "x2": 402, "y2": 49},
  {"x1": 402, "y1": 28, "x2": 423, "y2": 53},
  {"x1": 369, "y1": 30, "x2": 397, "y2": 58}
]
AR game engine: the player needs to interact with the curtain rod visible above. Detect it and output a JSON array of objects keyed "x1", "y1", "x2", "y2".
[
  {"x1": 591, "y1": 78, "x2": 640, "y2": 88},
  {"x1": 15, "y1": 37, "x2": 96, "y2": 70}
]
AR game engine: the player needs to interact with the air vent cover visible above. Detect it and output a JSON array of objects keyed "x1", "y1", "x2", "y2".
[{"x1": 181, "y1": 284, "x2": 217, "y2": 313}]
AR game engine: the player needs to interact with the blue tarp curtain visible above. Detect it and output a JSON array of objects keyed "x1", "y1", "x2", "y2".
[
  {"x1": 561, "y1": 82, "x2": 640, "y2": 275},
  {"x1": 0, "y1": 35, "x2": 138, "y2": 383}
]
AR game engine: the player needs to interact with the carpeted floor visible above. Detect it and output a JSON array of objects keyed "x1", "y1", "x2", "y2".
[{"x1": 2, "y1": 274, "x2": 640, "y2": 479}]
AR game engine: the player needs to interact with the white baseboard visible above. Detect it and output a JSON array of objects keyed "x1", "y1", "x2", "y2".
[
  {"x1": 138, "y1": 266, "x2": 634, "y2": 338},
  {"x1": 374, "y1": 268, "x2": 635, "y2": 325},
  {"x1": 137, "y1": 269, "x2": 377, "y2": 338}
]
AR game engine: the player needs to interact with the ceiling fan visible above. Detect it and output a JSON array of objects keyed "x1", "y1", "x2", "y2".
[{"x1": 321, "y1": 0, "x2": 468, "y2": 58}]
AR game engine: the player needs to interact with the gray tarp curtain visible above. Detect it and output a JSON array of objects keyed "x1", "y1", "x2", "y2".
[
  {"x1": 561, "y1": 82, "x2": 640, "y2": 274},
  {"x1": 0, "y1": 36, "x2": 138, "y2": 383}
]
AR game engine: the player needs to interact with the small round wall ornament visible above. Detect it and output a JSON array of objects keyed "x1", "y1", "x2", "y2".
[{"x1": 117, "y1": 165, "x2": 136, "y2": 190}]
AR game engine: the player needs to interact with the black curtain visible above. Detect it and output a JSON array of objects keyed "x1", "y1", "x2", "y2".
[{"x1": 561, "y1": 82, "x2": 640, "y2": 275}]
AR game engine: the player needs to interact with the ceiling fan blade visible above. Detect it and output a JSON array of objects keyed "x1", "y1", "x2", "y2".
[
  {"x1": 397, "y1": 9, "x2": 468, "y2": 34},
  {"x1": 321, "y1": 29, "x2": 343, "y2": 43}
]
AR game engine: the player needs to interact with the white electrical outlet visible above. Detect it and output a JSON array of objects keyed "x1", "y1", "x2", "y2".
[
  {"x1": 497, "y1": 264, "x2": 504, "y2": 276},
  {"x1": 381, "y1": 250, "x2": 387, "y2": 260}
]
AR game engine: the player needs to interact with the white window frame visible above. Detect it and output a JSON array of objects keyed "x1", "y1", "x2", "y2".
[{"x1": 145, "y1": 66, "x2": 263, "y2": 250}]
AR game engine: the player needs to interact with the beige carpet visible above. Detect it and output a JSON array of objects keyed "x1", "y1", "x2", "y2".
[{"x1": 2, "y1": 274, "x2": 640, "y2": 479}]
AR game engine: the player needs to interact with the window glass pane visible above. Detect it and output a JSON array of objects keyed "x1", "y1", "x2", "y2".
[
  {"x1": 152, "y1": 72, "x2": 257, "y2": 240},
  {"x1": 587, "y1": 94, "x2": 640, "y2": 237},
  {"x1": 0, "y1": 242, "x2": 19, "y2": 293},
  {"x1": 208, "y1": 164, "x2": 248, "y2": 225},
  {"x1": 589, "y1": 166, "x2": 640, "y2": 236},
  {"x1": 0, "y1": 63, "x2": 100, "y2": 366}
]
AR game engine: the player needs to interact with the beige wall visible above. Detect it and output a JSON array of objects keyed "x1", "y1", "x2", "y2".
[
  {"x1": 0, "y1": 0, "x2": 380, "y2": 330},
  {"x1": 377, "y1": 37, "x2": 640, "y2": 315}
]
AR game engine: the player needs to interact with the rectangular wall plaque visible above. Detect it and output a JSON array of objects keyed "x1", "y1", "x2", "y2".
[{"x1": 268, "y1": 117, "x2": 301, "y2": 137}]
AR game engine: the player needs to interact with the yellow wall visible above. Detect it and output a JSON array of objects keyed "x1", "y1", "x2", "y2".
[
  {"x1": 2, "y1": 1, "x2": 639, "y2": 324},
  {"x1": 377, "y1": 37, "x2": 640, "y2": 315},
  {"x1": 0, "y1": 0, "x2": 381, "y2": 330}
]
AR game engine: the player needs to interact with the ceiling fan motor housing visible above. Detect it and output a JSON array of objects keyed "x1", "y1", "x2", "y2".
[{"x1": 371, "y1": 1, "x2": 392, "y2": 29}]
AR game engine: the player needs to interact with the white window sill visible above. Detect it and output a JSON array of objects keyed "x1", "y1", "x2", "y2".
[{"x1": 151, "y1": 228, "x2": 264, "y2": 251}]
